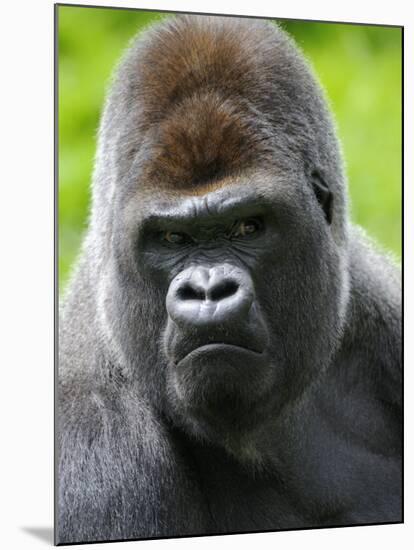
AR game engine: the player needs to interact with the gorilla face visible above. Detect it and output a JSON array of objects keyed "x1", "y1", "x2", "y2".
[{"x1": 107, "y1": 167, "x2": 346, "y2": 442}]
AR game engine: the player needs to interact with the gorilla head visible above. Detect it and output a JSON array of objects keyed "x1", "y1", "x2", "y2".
[{"x1": 87, "y1": 15, "x2": 349, "y2": 445}]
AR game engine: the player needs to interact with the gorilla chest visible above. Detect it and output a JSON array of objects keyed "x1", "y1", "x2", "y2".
[
  {"x1": 190, "y1": 447, "x2": 313, "y2": 532},
  {"x1": 201, "y1": 476, "x2": 307, "y2": 532},
  {"x1": 188, "y1": 422, "x2": 396, "y2": 533}
]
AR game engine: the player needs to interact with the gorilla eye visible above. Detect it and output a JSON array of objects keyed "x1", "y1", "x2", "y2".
[
  {"x1": 233, "y1": 219, "x2": 262, "y2": 238},
  {"x1": 162, "y1": 231, "x2": 190, "y2": 245}
]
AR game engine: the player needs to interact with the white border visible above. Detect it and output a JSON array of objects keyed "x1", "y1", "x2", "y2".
[{"x1": 0, "y1": 1, "x2": 411, "y2": 548}]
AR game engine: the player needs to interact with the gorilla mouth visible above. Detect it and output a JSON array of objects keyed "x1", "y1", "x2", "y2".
[{"x1": 176, "y1": 341, "x2": 264, "y2": 365}]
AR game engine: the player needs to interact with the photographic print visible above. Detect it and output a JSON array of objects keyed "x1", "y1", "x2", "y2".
[{"x1": 56, "y1": 4, "x2": 402, "y2": 545}]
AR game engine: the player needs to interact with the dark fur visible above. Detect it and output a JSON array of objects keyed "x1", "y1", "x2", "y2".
[{"x1": 57, "y1": 15, "x2": 402, "y2": 544}]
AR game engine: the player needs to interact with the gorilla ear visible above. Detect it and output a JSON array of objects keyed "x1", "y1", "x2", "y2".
[{"x1": 310, "y1": 170, "x2": 333, "y2": 225}]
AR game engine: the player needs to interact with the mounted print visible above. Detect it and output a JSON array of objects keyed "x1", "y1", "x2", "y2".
[{"x1": 56, "y1": 4, "x2": 402, "y2": 545}]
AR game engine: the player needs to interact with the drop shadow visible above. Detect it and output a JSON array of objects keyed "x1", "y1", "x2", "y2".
[{"x1": 21, "y1": 526, "x2": 54, "y2": 545}]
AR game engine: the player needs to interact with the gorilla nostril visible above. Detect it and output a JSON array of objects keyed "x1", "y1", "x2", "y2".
[
  {"x1": 177, "y1": 283, "x2": 205, "y2": 301},
  {"x1": 209, "y1": 280, "x2": 239, "y2": 302},
  {"x1": 177, "y1": 279, "x2": 239, "y2": 302}
]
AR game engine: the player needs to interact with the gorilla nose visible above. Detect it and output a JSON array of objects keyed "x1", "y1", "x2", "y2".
[{"x1": 166, "y1": 264, "x2": 254, "y2": 328}]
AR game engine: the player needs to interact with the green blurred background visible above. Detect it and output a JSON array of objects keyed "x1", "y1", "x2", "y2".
[{"x1": 58, "y1": 6, "x2": 402, "y2": 291}]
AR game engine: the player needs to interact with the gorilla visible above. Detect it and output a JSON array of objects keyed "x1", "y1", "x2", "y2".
[{"x1": 57, "y1": 15, "x2": 402, "y2": 544}]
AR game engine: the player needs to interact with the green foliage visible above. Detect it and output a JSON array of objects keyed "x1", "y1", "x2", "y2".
[{"x1": 58, "y1": 6, "x2": 402, "y2": 290}]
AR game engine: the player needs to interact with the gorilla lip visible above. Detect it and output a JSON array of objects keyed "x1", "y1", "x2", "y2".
[{"x1": 175, "y1": 342, "x2": 264, "y2": 365}]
